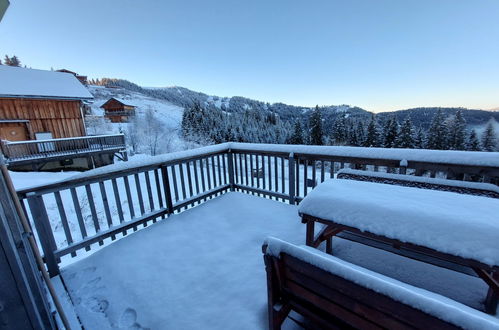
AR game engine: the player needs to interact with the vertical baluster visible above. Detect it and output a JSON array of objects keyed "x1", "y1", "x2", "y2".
[
  {"x1": 320, "y1": 160, "x2": 325, "y2": 182},
  {"x1": 222, "y1": 154, "x2": 228, "y2": 185},
  {"x1": 228, "y1": 150, "x2": 236, "y2": 191},
  {"x1": 217, "y1": 155, "x2": 222, "y2": 187},
  {"x1": 274, "y1": 156, "x2": 278, "y2": 194},
  {"x1": 112, "y1": 178, "x2": 126, "y2": 235},
  {"x1": 99, "y1": 181, "x2": 115, "y2": 239},
  {"x1": 85, "y1": 184, "x2": 103, "y2": 245},
  {"x1": 238, "y1": 153, "x2": 244, "y2": 186},
  {"x1": 145, "y1": 171, "x2": 155, "y2": 217},
  {"x1": 70, "y1": 188, "x2": 89, "y2": 250},
  {"x1": 267, "y1": 155, "x2": 272, "y2": 197},
  {"x1": 26, "y1": 194, "x2": 60, "y2": 276},
  {"x1": 261, "y1": 155, "x2": 266, "y2": 191},
  {"x1": 233, "y1": 153, "x2": 239, "y2": 185},
  {"x1": 199, "y1": 159, "x2": 206, "y2": 193},
  {"x1": 205, "y1": 157, "x2": 212, "y2": 191},
  {"x1": 330, "y1": 161, "x2": 335, "y2": 178},
  {"x1": 160, "y1": 165, "x2": 174, "y2": 215},
  {"x1": 288, "y1": 153, "x2": 296, "y2": 205},
  {"x1": 171, "y1": 164, "x2": 180, "y2": 203},
  {"x1": 304, "y1": 159, "x2": 308, "y2": 196},
  {"x1": 186, "y1": 161, "x2": 194, "y2": 201},
  {"x1": 281, "y1": 157, "x2": 285, "y2": 196},
  {"x1": 134, "y1": 173, "x2": 146, "y2": 224},
  {"x1": 211, "y1": 156, "x2": 217, "y2": 188},
  {"x1": 123, "y1": 176, "x2": 137, "y2": 231},
  {"x1": 178, "y1": 162, "x2": 187, "y2": 204},
  {"x1": 250, "y1": 154, "x2": 255, "y2": 190},
  {"x1": 296, "y1": 157, "x2": 300, "y2": 198},
  {"x1": 193, "y1": 159, "x2": 200, "y2": 202},
  {"x1": 244, "y1": 154, "x2": 249, "y2": 186},
  {"x1": 154, "y1": 168, "x2": 165, "y2": 218},
  {"x1": 312, "y1": 160, "x2": 317, "y2": 188},
  {"x1": 54, "y1": 191, "x2": 75, "y2": 257}
]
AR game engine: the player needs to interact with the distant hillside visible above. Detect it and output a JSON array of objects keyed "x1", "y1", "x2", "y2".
[
  {"x1": 92, "y1": 78, "x2": 499, "y2": 130},
  {"x1": 377, "y1": 107, "x2": 499, "y2": 129}
]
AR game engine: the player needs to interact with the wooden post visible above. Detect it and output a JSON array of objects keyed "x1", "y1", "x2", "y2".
[
  {"x1": 26, "y1": 194, "x2": 59, "y2": 277},
  {"x1": 227, "y1": 150, "x2": 235, "y2": 191},
  {"x1": 161, "y1": 165, "x2": 174, "y2": 215},
  {"x1": 288, "y1": 153, "x2": 295, "y2": 205}
]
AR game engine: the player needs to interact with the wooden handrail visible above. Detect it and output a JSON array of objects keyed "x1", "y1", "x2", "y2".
[{"x1": 13, "y1": 143, "x2": 499, "y2": 276}]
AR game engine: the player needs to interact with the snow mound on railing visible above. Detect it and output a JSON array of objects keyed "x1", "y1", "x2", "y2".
[
  {"x1": 68, "y1": 143, "x2": 230, "y2": 181},
  {"x1": 230, "y1": 143, "x2": 499, "y2": 167}
]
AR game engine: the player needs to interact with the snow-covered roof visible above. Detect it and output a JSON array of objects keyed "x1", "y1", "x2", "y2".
[
  {"x1": 100, "y1": 97, "x2": 136, "y2": 107},
  {"x1": 0, "y1": 65, "x2": 93, "y2": 100}
]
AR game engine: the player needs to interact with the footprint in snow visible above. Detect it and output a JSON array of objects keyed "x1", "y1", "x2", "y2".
[
  {"x1": 83, "y1": 297, "x2": 109, "y2": 314},
  {"x1": 119, "y1": 308, "x2": 149, "y2": 330}
]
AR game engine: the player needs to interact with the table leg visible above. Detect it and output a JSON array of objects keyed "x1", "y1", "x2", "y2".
[
  {"x1": 305, "y1": 220, "x2": 315, "y2": 246},
  {"x1": 484, "y1": 272, "x2": 498, "y2": 314}
]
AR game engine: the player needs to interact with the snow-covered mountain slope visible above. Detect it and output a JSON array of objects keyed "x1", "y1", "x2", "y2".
[{"x1": 87, "y1": 85, "x2": 184, "y2": 131}]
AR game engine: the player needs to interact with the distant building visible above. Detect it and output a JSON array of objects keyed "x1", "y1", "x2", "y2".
[
  {"x1": 101, "y1": 97, "x2": 136, "y2": 123},
  {"x1": 0, "y1": 66, "x2": 127, "y2": 171},
  {"x1": 56, "y1": 68, "x2": 88, "y2": 85},
  {"x1": 0, "y1": 65, "x2": 92, "y2": 141}
]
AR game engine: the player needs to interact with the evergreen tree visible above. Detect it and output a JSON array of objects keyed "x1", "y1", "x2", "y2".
[
  {"x1": 289, "y1": 121, "x2": 304, "y2": 144},
  {"x1": 481, "y1": 121, "x2": 497, "y2": 151},
  {"x1": 426, "y1": 110, "x2": 448, "y2": 150},
  {"x1": 363, "y1": 115, "x2": 379, "y2": 147},
  {"x1": 309, "y1": 105, "x2": 324, "y2": 145},
  {"x1": 382, "y1": 117, "x2": 398, "y2": 148},
  {"x1": 355, "y1": 121, "x2": 365, "y2": 147},
  {"x1": 331, "y1": 116, "x2": 347, "y2": 145},
  {"x1": 414, "y1": 128, "x2": 425, "y2": 149},
  {"x1": 395, "y1": 118, "x2": 415, "y2": 148},
  {"x1": 467, "y1": 130, "x2": 481, "y2": 151},
  {"x1": 3, "y1": 55, "x2": 21, "y2": 66},
  {"x1": 448, "y1": 110, "x2": 467, "y2": 150}
]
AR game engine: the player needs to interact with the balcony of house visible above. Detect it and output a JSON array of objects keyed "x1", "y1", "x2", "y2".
[
  {"x1": 1, "y1": 134, "x2": 127, "y2": 171},
  {"x1": 6, "y1": 143, "x2": 499, "y2": 329}
]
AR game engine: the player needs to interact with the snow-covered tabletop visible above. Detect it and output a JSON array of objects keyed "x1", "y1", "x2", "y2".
[
  {"x1": 265, "y1": 237, "x2": 499, "y2": 329},
  {"x1": 298, "y1": 179, "x2": 499, "y2": 267}
]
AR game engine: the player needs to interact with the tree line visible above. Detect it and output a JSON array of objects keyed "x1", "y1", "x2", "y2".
[{"x1": 182, "y1": 102, "x2": 498, "y2": 152}]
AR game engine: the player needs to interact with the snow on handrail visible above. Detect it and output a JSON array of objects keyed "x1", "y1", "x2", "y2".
[{"x1": 3, "y1": 133, "x2": 125, "y2": 145}]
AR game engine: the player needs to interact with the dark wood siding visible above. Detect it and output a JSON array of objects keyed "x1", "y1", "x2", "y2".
[{"x1": 0, "y1": 98, "x2": 86, "y2": 139}]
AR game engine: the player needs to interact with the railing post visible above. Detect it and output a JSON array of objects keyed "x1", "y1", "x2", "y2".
[
  {"x1": 160, "y1": 165, "x2": 174, "y2": 215},
  {"x1": 227, "y1": 149, "x2": 235, "y2": 191},
  {"x1": 288, "y1": 152, "x2": 296, "y2": 205},
  {"x1": 26, "y1": 193, "x2": 59, "y2": 277}
]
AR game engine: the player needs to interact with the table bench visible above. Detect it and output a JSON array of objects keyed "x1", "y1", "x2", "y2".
[
  {"x1": 298, "y1": 170, "x2": 499, "y2": 314},
  {"x1": 263, "y1": 237, "x2": 499, "y2": 329}
]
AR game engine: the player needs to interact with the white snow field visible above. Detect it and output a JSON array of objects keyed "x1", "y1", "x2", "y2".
[{"x1": 59, "y1": 192, "x2": 494, "y2": 329}]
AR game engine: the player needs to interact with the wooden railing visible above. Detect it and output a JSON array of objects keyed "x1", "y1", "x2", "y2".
[
  {"x1": 1, "y1": 134, "x2": 126, "y2": 162},
  {"x1": 15, "y1": 143, "x2": 499, "y2": 276},
  {"x1": 105, "y1": 110, "x2": 135, "y2": 116}
]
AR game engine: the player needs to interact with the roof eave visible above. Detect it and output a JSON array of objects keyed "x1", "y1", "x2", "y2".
[{"x1": 0, "y1": 94, "x2": 94, "y2": 101}]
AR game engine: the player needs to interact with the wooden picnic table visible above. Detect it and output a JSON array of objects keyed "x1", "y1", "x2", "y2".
[{"x1": 298, "y1": 171, "x2": 499, "y2": 314}]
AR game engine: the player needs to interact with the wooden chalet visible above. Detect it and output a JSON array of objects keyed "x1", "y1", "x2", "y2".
[
  {"x1": 0, "y1": 66, "x2": 126, "y2": 170},
  {"x1": 101, "y1": 97, "x2": 136, "y2": 123},
  {"x1": 56, "y1": 68, "x2": 88, "y2": 85}
]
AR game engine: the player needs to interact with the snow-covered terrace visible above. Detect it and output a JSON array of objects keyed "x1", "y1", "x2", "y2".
[
  {"x1": 2, "y1": 134, "x2": 126, "y2": 166},
  {"x1": 15, "y1": 143, "x2": 499, "y2": 328}
]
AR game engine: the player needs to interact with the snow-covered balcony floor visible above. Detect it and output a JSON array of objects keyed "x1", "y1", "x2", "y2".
[{"x1": 61, "y1": 192, "x2": 490, "y2": 329}]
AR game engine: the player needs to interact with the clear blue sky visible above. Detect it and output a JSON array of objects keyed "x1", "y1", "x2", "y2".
[{"x1": 1, "y1": 0, "x2": 498, "y2": 112}]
